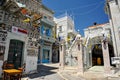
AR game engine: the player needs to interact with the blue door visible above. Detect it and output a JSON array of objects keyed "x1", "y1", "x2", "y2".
[{"x1": 42, "y1": 49, "x2": 50, "y2": 63}]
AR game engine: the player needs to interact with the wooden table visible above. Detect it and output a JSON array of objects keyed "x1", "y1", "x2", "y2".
[{"x1": 3, "y1": 69, "x2": 22, "y2": 80}]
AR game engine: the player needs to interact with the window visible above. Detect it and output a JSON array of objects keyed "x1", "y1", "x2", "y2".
[
  {"x1": 46, "y1": 29, "x2": 51, "y2": 36},
  {"x1": 41, "y1": 26, "x2": 45, "y2": 34},
  {"x1": 59, "y1": 26, "x2": 62, "y2": 32},
  {"x1": 44, "y1": 16, "x2": 47, "y2": 19}
]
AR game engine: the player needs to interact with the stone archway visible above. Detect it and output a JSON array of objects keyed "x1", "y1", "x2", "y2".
[{"x1": 88, "y1": 36, "x2": 115, "y2": 67}]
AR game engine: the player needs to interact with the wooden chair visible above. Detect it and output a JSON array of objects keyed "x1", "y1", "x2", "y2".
[
  {"x1": 6, "y1": 64, "x2": 14, "y2": 69},
  {"x1": 1, "y1": 60, "x2": 11, "y2": 80},
  {"x1": 11, "y1": 63, "x2": 26, "y2": 80},
  {"x1": 2, "y1": 60, "x2": 8, "y2": 70}
]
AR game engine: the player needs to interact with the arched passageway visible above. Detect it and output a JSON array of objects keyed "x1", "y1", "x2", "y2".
[{"x1": 92, "y1": 43, "x2": 115, "y2": 66}]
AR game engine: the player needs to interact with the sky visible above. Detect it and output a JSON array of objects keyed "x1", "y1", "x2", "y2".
[{"x1": 42, "y1": 0, "x2": 109, "y2": 36}]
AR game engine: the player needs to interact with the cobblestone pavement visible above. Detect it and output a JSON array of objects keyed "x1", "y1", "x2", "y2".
[
  {"x1": 22, "y1": 64, "x2": 64, "y2": 80},
  {"x1": 1, "y1": 64, "x2": 120, "y2": 80},
  {"x1": 22, "y1": 64, "x2": 86, "y2": 80}
]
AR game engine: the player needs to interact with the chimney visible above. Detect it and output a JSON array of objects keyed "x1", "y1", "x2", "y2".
[{"x1": 93, "y1": 22, "x2": 97, "y2": 25}]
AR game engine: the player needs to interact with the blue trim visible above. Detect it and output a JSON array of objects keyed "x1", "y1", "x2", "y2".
[
  {"x1": 37, "y1": 59, "x2": 41, "y2": 64},
  {"x1": 41, "y1": 26, "x2": 44, "y2": 34},
  {"x1": 42, "y1": 49, "x2": 50, "y2": 63},
  {"x1": 42, "y1": 60, "x2": 49, "y2": 63}
]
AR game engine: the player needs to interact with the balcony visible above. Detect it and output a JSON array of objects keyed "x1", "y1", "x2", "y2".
[
  {"x1": 40, "y1": 34, "x2": 55, "y2": 43},
  {"x1": 41, "y1": 18, "x2": 55, "y2": 27}
]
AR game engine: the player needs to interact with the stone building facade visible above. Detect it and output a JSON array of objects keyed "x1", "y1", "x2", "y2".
[
  {"x1": 84, "y1": 23, "x2": 114, "y2": 70},
  {"x1": 37, "y1": 4, "x2": 56, "y2": 63},
  {"x1": 54, "y1": 14, "x2": 77, "y2": 49},
  {"x1": 105, "y1": 0, "x2": 120, "y2": 59},
  {"x1": 54, "y1": 14, "x2": 77, "y2": 66},
  {"x1": 0, "y1": 0, "x2": 42, "y2": 76}
]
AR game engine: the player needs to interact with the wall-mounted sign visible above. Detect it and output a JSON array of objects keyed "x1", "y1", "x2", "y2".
[
  {"x1": 27, "y1": 49, "x2": 37, "y2": 56},
  {"x1": 111, "y1": 57, "x2": 120, "y2": 64},
  {"x1": 12, "y1": 26, "x2": 27, "y2": 35}
]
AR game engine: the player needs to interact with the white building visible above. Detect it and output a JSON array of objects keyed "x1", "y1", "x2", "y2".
[
  {"x1": 105, "y1": 0, "x2": 120, "y2": 59},
  {"x1": 54, "y1": 14, "x2": 78, "y2": 66},
  {"x1": 37, "y1": 4, "x2": 56, "y2": 64},
  {"x1": 0, "y1": 0, "x2": 42, "y2": 76},
  {"x1": 54, "y1": 14, "x2": 77, "y2": 49},
  {"x1": 84, "y1": 23, "x2": 114, "y2": 69}
]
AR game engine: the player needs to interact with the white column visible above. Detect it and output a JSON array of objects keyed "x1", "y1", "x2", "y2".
[
  {"x1": 102, "y1": 41, "x2": 111, "y2": 73},
  {"x1": 77, "y1": 37, "x2": 84, "y2": 75},
  {"x1": 59, "y1": 41, "x2": 65, "y2": 70}
]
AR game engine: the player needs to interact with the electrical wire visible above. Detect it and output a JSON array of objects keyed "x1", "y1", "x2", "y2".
[
  {"x1": 72, "y1": 1, "x2": 104, "y2": 16},
  {"x1": 54, "y1": 1, "x2": 104, "y2": 13}
]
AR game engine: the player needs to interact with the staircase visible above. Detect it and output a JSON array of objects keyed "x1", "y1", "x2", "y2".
[{"x1": 65, "y1": 35, "x2": 79, "y2": 66}]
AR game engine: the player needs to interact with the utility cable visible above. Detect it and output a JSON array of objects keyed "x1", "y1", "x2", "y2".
[{"x1": 54, "y1": 1, "x2": 104, "y2": 13}]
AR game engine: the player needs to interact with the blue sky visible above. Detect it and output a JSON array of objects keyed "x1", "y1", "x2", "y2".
[{"x1": 43, "y1": 0, "x2": 109, "y2": 36}]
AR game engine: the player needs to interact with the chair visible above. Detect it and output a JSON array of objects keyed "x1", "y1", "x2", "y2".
[
  {"x1": 2, "y1": 60, "x2": 14, "y2": 80},
  {"x1": 11, "y1": 63, "x2": 26, "y2": 80},
  {"x1": 6, "y1": 64, "x2": 14, "y2": 69},
  {"x1": 2, "y1": 60, "x2": 8, "y2": 70}
]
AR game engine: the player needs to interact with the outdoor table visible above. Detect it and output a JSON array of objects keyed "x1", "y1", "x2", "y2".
[{"x1": 3, "y1": 69, "x2": 22, "y2": 80}]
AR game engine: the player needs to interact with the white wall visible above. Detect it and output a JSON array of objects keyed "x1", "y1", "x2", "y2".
[
  {"x1": 0, "y1": 32, "x2": 28, "y2": 77},
  {"x1": 109, "y1": 1, "x2": 120, "y2": 56},
  {"x1": 4, "y1": 32, "x2": 28, "y2": 63},
  {"x1": 25, "y1": 56, "x2": 38, "y2": 73},
  {"x1": 54, "y1": 16, "x2": 75, "y2": 40}
]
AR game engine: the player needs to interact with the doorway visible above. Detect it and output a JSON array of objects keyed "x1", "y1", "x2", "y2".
[
  {"x1": 92, "y1": 43, "x2": 115, "y2": 66},
  {"x1": 7, "y1": 40, "x2": 24, "y2": 69},
  {"x1": 42, "y1": 49, "x2": 50, "y2": 63},
  {"x1": 92, "y1": 44, "x2": 104, "y2": 66}
]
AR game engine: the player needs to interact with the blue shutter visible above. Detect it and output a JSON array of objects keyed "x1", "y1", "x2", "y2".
[
  {"x1": 48, "y1": 29, "x2": 51, "y2": 36},
  {"x1": 46, "y1": 29, "x2": 51, "y2": 36},
  {"x1": 41, "y1": 26, "x2": 44, "y2": 34}
]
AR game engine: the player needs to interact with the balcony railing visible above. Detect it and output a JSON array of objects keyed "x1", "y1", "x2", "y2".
[{"x1": 40, "y1": 34, "x2": 55, "y2": 43}]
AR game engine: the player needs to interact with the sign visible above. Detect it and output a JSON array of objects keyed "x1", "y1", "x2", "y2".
[
  {"x1": 111, "y1": 57, "x2": 120, "y2": 64},
  {"x1": 27, "y1": 49, "x2": 37, "y2": 56},
  {"x1": 12, "y1": 26, "x2": 27, "y2": 35}
]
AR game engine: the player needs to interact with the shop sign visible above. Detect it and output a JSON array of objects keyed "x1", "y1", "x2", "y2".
[
  {"x1": 27, "y1": 49, "x2": 37, "y2": 56},
  {"x1": 12, "y1": 26, "x2": 27, "y2": 35},
  {"x1": 111, "y1": 57, "x2": 120, "y2": 64}
]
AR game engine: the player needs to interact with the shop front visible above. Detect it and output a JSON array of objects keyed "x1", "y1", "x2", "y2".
[
  {"x1": 38, "y1": 40, "x2": 53, "y2": 64},
  {"x1": 0, "y1": 26, "x2": 28, "y2": 77},
  {"x1": 42, "y1": 49, "x2": 50, "y2": 63}
]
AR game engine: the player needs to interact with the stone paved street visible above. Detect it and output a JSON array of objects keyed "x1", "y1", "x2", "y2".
[
  {"x1": 21, "y1": 64, "x2": 87, "y2": 80},
  {"x1": 1, "y1": 64, "x2": 120, "y2": 80},
  {"x1": 22, "y1": 64, "x2": 64, "y2": 80}
]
